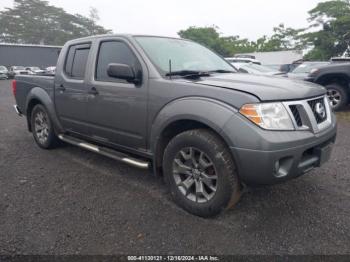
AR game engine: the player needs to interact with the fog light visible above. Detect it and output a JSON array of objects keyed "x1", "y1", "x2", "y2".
[
  {"x1": 274, "y1": 161, "x2": 280, "y2": 173},
  {"x1": 274, "y1": 157, "x2": 293, "y2": 178}
]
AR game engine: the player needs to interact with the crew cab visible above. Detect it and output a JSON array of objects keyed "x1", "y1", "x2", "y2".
[{"x1": 13, "y1": 35, "x2": 337, "y2": 217}]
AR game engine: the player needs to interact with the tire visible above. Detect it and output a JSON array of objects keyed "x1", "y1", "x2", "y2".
[
  {"x1": 31, "y1": 104, "x2": 59, "y2": 149},
  {"x1": 325, "y1": 83, "x2": 348, "y2": 111},
  {"x1": 163, "y1": 129, "x2": 241, "y2": 217}
]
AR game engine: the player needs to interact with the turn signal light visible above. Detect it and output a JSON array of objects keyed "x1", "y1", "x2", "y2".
[{"x1": 239, "y1": 104, "x2": 262, "y2": 126}]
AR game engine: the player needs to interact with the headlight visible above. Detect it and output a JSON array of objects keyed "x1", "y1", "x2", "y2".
[{"x1": 239, "y1": 102, "x2": 294, "y2": 130}]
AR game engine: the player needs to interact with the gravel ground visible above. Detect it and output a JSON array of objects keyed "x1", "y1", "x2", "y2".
[{"x1": 0, "y1": 80, "x2": 349, "y2": 255}]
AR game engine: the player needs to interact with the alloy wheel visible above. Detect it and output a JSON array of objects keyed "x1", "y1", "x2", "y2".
[
  {"x1": 327, "y1": 89, "x2": 342, "y2": 108},
  {"x1": 172, "y1": 147, "x2": 218, "y2": 203},
  {"x1": 34, "y1": 110, "x2": 49, "y2": 144}
]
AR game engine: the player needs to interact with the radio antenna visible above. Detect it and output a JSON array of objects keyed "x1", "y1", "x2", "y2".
[{"x1": 169, "y1": 59, "x2": 172, "y2": 79}]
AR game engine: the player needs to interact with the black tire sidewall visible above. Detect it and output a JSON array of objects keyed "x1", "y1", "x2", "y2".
[
  {"x1": 163, "y1": 130, "x2": 239, "y2": 217},
  {"x1": 326, "y1": 84, "x2": 348, "y2": 111},
  {"x1": 31, "y1": 104, "x2": 56, "y2": 149}
]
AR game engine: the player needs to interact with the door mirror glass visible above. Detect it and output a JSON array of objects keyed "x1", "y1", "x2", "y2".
[{"x1": 107, "y1": 63, "x2": 136, "y2": 82}]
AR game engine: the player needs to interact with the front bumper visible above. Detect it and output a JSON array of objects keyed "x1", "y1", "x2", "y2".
[
  {"x1": 230, "y1": 125, "x2": 336, "y2": 185},
  {"x1": 222, "y1": 104, "x2": 337, "y2": 185}
]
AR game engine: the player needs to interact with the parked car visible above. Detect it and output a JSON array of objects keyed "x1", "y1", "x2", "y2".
[
  {"x1": 225, "y1": 57, "x2": 261, "y2": 65},
  {"x1": 232, "y1": 62, "x2": 286, "y2": 76},
  {"x1": 0, "y1": 65, "x2": 8, "y2": 79},
  {"x1": 8, "y1": 66, "x2": 28, "y2": 79},
  {"x1": 305, "y1": 62, "x2": 350, "y2": 110},
  {"x1": 264, "y1": 64, "x2": 282, "y2": 71},
  {"x1": 44, "y1": 66, "x2": 56, "y2": 75},
  {"x1": 279, "y1": 60, "x2": 305, "y2": 73},
  {"x1": 25, "y1": 66, "x2": 45, "y2": 75},
  {"x1": 234, "y1": 54, "x2": 257, "y2": 59},
  {"x1": 12, "y1": 34, "x2": 336, "y2": 217},
  {"x1": 330, "y1": 57, "x2": 350, "y2": 63},
  {"x1": 288, "y1": 62, "x2": 330, "y2": 80}
]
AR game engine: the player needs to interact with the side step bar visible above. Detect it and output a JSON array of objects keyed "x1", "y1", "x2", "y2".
[{"x1": 58, "y1": 134, "x2": 150, "y2": 169}]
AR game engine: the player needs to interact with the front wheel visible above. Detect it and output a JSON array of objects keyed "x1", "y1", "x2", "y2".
[
  {"x1": 163, "y1": 129, "x2": 241, "y2": 217},
  {"x1": 31, "y1": 104, "x2": 59, "y2": 149}
]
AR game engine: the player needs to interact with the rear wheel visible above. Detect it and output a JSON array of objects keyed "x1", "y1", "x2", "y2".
[
  {"x1": 325, "y1": 83, "x2": 348, "y2": 111},
  {"x1": 31, "y1": 104, "x2": 59, "y2": 149},
  {"x1": 163, "y1": 129, "x2": 241, "y2": 217}
]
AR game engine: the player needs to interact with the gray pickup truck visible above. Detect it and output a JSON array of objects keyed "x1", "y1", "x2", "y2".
[{"x1": 13, "y1": 35, "x2": 337, "y2": 217}]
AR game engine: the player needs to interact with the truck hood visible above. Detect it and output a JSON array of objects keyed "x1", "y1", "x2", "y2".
[{"x1": 192, "y1": 73, "x2": 325, "y2": 101}]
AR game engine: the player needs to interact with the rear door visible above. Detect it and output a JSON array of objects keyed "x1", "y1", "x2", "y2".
[
  {"x1": 85, "y1": 38, "x2": 148, "y2": 150},
  {"x1": 55, "y1": 43, "x2": 91, "y2": 135}
]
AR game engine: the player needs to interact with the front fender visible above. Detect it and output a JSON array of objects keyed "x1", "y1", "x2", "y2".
[
  {"x1": 26, "y1": 87, "x2": 64, "y2": 133},
  {"x1": 150, "y1": 97, "x2": 238, "y2": 156}
]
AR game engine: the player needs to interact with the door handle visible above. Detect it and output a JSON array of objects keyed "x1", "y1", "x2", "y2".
[
  {"x1": 57, "y1": 84, "x2": 66, "y2": 92},
  {"x1": 88, "y1": 87, "x2": 99, "y2": 95}
]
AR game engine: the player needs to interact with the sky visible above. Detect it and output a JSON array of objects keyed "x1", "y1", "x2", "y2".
[{"x1": 0, "y1": 0, "x2": 327, "y2": 40}]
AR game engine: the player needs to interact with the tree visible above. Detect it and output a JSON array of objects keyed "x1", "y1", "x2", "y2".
[
  {"x1": 177, "y1": 25, "x2": 302, "y2": 56},
  {"x1": 303, "y1": 0, "x2": 350, "y2": 60},
  {"x1": 178, "y1": 26, "x2": 257, "y2": 56},
  {"x1": 0, "y1": 0, "x2": 112, "y2": 45}
]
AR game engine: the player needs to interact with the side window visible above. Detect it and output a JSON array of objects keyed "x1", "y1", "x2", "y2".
[
  {"x1": 96, "y1": 41, "x2": 139, "y2": 83},
  {"x1": 64, "y1": 44, "x2": 90, "y2": 79},
  {"x1": 71, "y1": 48, "x2": 89, "y2": 78}
]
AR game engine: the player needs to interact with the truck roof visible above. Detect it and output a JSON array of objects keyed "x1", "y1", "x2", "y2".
[{"x1": 65, "y1": 34, "x2": 183, "y2": 44}]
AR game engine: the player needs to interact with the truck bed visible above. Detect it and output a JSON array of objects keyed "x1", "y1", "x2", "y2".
[{"x1": 15, "y1": 75, "x2": 55, "y2": 115}]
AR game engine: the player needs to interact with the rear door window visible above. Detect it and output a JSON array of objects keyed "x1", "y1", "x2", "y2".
[{"x1": 65, "y1": 44, "x2": 91, "y2": 79}]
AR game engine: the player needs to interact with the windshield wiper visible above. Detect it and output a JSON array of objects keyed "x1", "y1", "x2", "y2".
[
  {"x1": 166, "y1": 70, "x2": 211, "y2": 78},
  {"x1": 209, "y1": 69, "x2": 236, "y2": 73}
]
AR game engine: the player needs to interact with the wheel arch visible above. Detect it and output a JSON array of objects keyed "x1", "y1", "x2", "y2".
[
  {"x1": 316, "y1": 73, "x2": 350, "y2": 89},
  {"x1": 25, "y1": 87, "x2": 63, "y2": 133},
  {"x1": 150, "y1": 97, "x2": 237, "y2": 176}
]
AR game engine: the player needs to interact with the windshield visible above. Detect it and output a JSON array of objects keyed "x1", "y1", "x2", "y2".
[
  {"x1": 135, "y1": 37, "x2": 234, "y2": 74},
  {"x1": 0, "y1": 66, "x2": 7, "y2": 71},
  {"x1": 292, "y1": 63, "x2": 328, "y2": 74},
  {"x1": 30, "y1": 67, "x2": 41, "y2": 71},
  {"x1": 13, "y1": 66, "x2": 25, "y2": 70}
]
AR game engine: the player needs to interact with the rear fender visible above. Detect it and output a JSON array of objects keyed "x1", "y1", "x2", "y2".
[{"x1": 26, "y1": 87, "x2": 64, "y2": 133}]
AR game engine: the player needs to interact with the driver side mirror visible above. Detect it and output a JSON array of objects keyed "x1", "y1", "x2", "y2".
[{"x1": 107, "y1": 63, "x2": 138, "y2": 83}]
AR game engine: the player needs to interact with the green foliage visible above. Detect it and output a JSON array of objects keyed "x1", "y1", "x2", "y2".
[
  {"x1": 178, "y1": 24, "x2": 302, "y2": 56},
  {"x1": 0, "y1": 0, "x2": 112, "y2": 45},
  {"x1": 178, "y1": 26, "x2": 258, "y2": 56},
  {"x1": 1, "y1": 0, "x2": 349, "y2": 60},
  {"x1": 178, "y1": 1, "x2": 350, "y2": 59},
  {"x1": 303, "y1": 0, "x2": 350, "y2": 60}
]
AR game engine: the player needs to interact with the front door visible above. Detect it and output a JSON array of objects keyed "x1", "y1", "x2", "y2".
[{"x1": 86, "y1": 39, "x2": 148, "y2": 150}]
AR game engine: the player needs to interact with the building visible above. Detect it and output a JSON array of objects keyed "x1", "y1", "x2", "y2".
[
  {"x1": 237, "y1": 50, "x2": 303, "y2": 66},
  {"x1": 0, "y1": 43, "x2": 62, "y2": 68}
]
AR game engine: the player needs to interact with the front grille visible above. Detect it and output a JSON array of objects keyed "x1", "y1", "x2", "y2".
[
  {"x1": 289, "y1": 105, "x2": 303, "y2": 127},
  {"x1": 308, "y1": 97, "x2": 327, "y2": 124}
]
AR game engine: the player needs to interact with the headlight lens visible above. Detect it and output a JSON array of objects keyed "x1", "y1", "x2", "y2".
[{"x1": 239, "y1": 103, "x2": 294, "y2": 130}]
